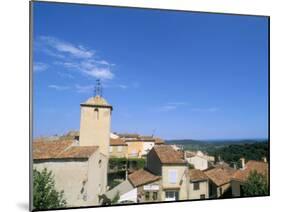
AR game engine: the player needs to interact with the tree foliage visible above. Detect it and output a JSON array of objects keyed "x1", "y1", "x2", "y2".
[
  {"x1": 242, "y1": 170, "x2": 269, "y2": 196},
  {"x1": 111, "y1": 191, "x2": 120, "y2": 204},
  {"x1": 33, "y1": 168, "x2": 67, "y2": 210},
  {"x1": 209, "y1": 142, "x2": 268, "y2": 167}
]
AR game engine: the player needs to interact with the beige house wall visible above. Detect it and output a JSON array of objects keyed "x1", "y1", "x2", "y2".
[
  {"x1": 79, "y1": 106, "x2": 111, "y2": 156},
  {"x1": 109, "y1": 145, "x2": 128, "y2": 158},
  {"x1": 127, "y1": 142, "x2": 143, "y2": 158},
  {"x1": 187, "y1": 180, "x2": 209, "y2": 199},
  {"x1": 161, "y1": 165, "x2": 187, "y2": 201},
  {"x1": 142, "y1": 142, "x2": 155, "y2": 156},
  {"x1": 137, "y1": 180, "x2": 162, "y2": 203},
  {"x1": 186, "y1": 156, "x2": 208, "y2": 170},
  {"x1": 33, "y1": 150, "x2": 107, "y2": 207}
]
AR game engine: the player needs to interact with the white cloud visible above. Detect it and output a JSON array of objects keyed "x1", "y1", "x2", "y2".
[
  {"x1": 37, "y1": 36, "x2": 114, "y2": 80},
  {"x1": 40, "y1": 36, "x2": 94, "y2": 59},
  {"x1": 48, "y1": 85, "x2": 70, "y2": 91},
  {"x1": 34, "y1": 62, "x2": 48, "y2": 72}
]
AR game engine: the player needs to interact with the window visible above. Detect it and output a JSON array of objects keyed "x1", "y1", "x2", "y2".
[
  {"x1": 168, "y1": 169, "x2": 178, "y2": 184},
  {"x1": 94, "y1": 108, "x2": 99, "y2": 120},
  {"x1": 193, "y1": 182, "x2": 200, "y2": 190},
  {"x1": 117, "y1": 146, "x2": 123, "y2": 152},
  {"x1": 165, "y1": 191, "x2": 179, "y2": 201},
  {"x1": 109, "y1": 146, "x2": 113, "y2": 153},
  {"x1": 145, "y1": 192, "x2": 150, "y2": 201},
  {"x1": 152, "y1": 192, "x2": 158, "y2": 200},
  {"x1": 200, "y1": 194, "x2": 205, "y2": 199}
]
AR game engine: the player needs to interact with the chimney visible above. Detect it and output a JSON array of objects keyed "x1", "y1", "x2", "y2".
[
  {"x1": 262, "y1": 156, "x2": 267, "y2": 163},
  {"x1": 240, "y1": 158, "x2": 245, "y2": 169}
]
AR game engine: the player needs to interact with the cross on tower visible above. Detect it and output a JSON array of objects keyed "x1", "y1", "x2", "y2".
[{"x1": 94, "y1": 79, "x2": 103, "y2": 97}]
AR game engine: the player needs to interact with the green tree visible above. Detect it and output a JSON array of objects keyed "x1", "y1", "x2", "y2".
[
  {"x1": 242, "y1": 170, "x2": 268, "y2": 196},
  {"x1": 33, "y1": 168, "x2": 67, "y2": 210},
  {"x1": 111, "y1": 191, "x2": 120, "y2": 204}
]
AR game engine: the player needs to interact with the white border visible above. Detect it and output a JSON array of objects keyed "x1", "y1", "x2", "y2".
[{"x1": 0, "y1": 0, "x2": 280, "y2": 212}]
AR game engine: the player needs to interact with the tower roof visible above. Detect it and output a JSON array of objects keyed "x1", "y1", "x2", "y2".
[{"x1": 81, "y1": 95, "x2": 113, "y2": 110}]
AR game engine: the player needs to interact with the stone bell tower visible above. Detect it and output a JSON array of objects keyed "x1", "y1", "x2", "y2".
[{"x1": 79, "y1": 80, "x2": 112, "y2": 156}]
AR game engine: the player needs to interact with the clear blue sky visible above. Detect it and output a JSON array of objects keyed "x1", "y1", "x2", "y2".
[{"x1": 33, "y1": 2, "x2": 269, "y2": 140}]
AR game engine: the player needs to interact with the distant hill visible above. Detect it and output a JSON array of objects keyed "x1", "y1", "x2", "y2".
[{"x1": 165, "y1": 139, "x2": 268, "y2": 153}]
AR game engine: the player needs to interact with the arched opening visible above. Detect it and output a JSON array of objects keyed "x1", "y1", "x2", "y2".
[{"x1": 94, "y1": 108, "x2": 99, "y2": 120}]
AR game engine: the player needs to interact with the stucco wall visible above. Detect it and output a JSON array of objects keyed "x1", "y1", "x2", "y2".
[
  {"x1": 137, "y1": 180, "x2": 162, "y2": 203},
  {"x1": 187, "y1": 180, "x2": 209, "y2": 199},
  {"x1": 33, "y1": 151, "x2": 107, "y2": 207},
  {"x1": 186, "y1": 156, "x2": 208, "y2": 170},
  {"x1": 142, "y1": 142, "x2": 155, "y2": 156},
  {"x1": 127, "y1": 142, "x2": 143, "y2": 158},
  {"x1": 79, "y1": 106, "x2": 111, "y2": 156},
  {"x1": 161, "y1": 165, "x2": 187, "y2": 200},
  {"x1": 109, "y1": 145, "x2": 128, "y2": 158}
]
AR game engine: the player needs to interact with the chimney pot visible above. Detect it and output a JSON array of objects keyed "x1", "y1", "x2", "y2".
[{"x1": 240, "y1": 157, "x2": 245, "y2": 169}]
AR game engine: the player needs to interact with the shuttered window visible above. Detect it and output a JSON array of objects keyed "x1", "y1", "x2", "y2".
[{"x1": 168, "y1": 169, "x2": 178, "y2": 184}]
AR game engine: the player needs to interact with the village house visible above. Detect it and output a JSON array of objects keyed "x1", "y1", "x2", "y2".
[
  {"x1": 109, "y1": 138, "x2": 128, "y2": 158},
  {"x1": 185, "y1": 150, "x2": 215, "y2": 170},
  {"x1": 146, "y1": 145, "x2": 188, "y2": 201},
  {"x1": 186, "y1": 169, "x2": 209, "y2": 199},
  {"x1": 204, "y1": 164, "x2": 236, "y2": 198},
  {"x1": 105, "y1": 169, "x2": 161, "y2": 203},
  {"x1": 231, "y1": 158, "x2": 268, "y2": 197},
  {"x1": 128, "y1": 169, "x2": 162, "y2": 203},
  {"x1": 33, "y1": 140, "x2": 107, "y2": 207},
  {"x1": 33, "y1": 92, "x2": 113, "y2": 207}
]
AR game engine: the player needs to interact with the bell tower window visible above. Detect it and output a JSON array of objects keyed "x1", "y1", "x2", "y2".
[{"x1": 94, "y1": 108, "x2": 99, "y2": 120}]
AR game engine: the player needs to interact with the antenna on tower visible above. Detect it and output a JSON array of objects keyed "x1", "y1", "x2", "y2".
[
  {"x1": 94, "y1": 79, "x2": 103, "y2": 97},
  {"x1": 152, "y1": 128, "x2": 156, "y2": 137}
]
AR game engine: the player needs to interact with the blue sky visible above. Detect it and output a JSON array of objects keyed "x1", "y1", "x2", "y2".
[{"x1": 33, "y1": 2, "x2": 269, "y2": 140}]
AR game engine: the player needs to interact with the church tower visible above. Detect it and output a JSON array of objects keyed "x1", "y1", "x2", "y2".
[{"x1": 79, "y1": 80, "x2": 112, "y2": 156}]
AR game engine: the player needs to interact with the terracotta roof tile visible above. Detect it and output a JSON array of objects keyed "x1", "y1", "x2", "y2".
[
  {"x1": 33, "y1": 140, "x2": 74, "y2": 160},
  {"x1": 152, "y1": 145, "x2": 186, "y2": 164},
  {"x1": 110, "y1": 138, "x2": 127, "y2": 146},
  {"x1": 57, "y1": 146, "x2": 98, "y2": 159},
  {"x1": 33, "y1": 140, "x2": 98, "y2": 160},
  {"x1": 232, "y1": 160, "x2": 268, "y2": 182},
  {"x1": 204, "y1": 166, "x2": 236, "y2": 186},
  {"x1": 188, "y1": 169, "x2": 208, "y2": 182},
  {"x1": 154, "y1": 138, "x2": 165, "y2": 145},
  {"x1": 128, "y1": 169, "x2": 160, "y2": 187}
]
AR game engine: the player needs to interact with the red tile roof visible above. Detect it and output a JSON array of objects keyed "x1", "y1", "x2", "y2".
[
  {"x1": 152, "y1": 145, "x2": 186, "y2": 164},
  {"x1": 188, "y1": 169, "x2": 208, "y2": 182},
  {"x1": 154, "y1": 138, "x2": 165, "y2": 145},
  {"x1": 128, "y1": 169, "x2": 160, "y2": 187},
  {"x1": 57, "y1": 146, "x2": 98, "y2": 159},
  {"x1": 204, "y1": 166, "x2": 236, "y2": 186},
  {"x1": 33, "y1": 140, "x2": 73, "y2": 160},
  {"x1": 33, "y1": 140, "x2": 98, "y2": 160},
  {"x1": 232, "y1": 160, "x2": 268, "y2": 182},
  {"x1": 110, "y1": 138, "x2": 127, "y2": 146}
]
